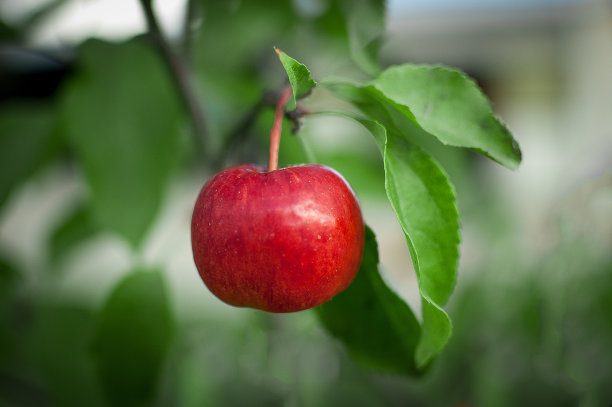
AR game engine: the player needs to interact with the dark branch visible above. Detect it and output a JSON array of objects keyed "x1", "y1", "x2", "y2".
[
  {"x1": 210, "y1": 92, "x2": 273, "y2": 170},
  {"x1": 181, "y1": 0, "x2": 201, "y2": 62},
  {"x1": 138, "y1": 0, "x2": 208, "y2": 157}
]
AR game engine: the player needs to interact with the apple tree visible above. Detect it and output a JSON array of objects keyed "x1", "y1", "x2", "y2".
[{"x1": 0, "y1": 0, "x2": 526, "y2": 405}]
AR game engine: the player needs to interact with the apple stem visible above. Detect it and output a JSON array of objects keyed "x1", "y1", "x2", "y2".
[{"x1": 268, "y1": 86, "x2": 293, "y2": 171}]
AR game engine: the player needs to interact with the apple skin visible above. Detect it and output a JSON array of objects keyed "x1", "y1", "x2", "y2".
[{"x1": 191, "y1": 164, "x2": 365, "y2": 313}]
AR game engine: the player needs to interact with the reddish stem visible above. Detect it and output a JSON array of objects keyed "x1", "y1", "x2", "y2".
[{"x1": 268, "y1": 86, "x2": 293, "y2": 171}]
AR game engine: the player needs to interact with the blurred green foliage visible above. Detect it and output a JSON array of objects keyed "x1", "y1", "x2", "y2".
[
  {"x1": 0, "y1": 101, "x2": 58, "y2": 208},
  {"x1": 59, "y1": 38, "x2": 186, "y2": 247},
  {"x1": 92, "y1": 270, "x2": 175, "y2": 406},
  {"x1": 0, "y1": 0, "x2": 611, "y2": 406}
]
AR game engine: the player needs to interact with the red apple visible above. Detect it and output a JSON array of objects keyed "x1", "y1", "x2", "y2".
[{"x1": 191, "y1": 164, "x2": 364, "y2": 312}]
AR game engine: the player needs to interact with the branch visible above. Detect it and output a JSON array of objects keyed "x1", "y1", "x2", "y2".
[
  {"x1": 181, "y1": 0, "x2": 200, "y2": 62},
  {"x1": 138, "y1": 0, "x2": 208, "y2": 156},
  {"x1": 211, "y1": 91, "x2": 274, "y2": 170}
]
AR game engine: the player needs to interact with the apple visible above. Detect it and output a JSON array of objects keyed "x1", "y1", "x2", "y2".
[
  {"x1": 191, "y1": 163, "x2": 364, "y2": 312},
  {"x1": 191, "y1": 85, "x2": 364, "y2": 312}
]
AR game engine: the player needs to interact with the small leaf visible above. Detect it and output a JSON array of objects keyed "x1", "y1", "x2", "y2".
[
  {"x1": 316, "y1": 226, "x2": 422, "y2": 375},
  {"x1": 91, "y1": 269, "x2": 175, "y2": 407},
  {"x1": 371, "y1": 64, "x2": 522, "y2": 169},
  {"x1": 340, "y1": 0, "x2": 385, "y2": 76},
  {"x1": 274, "y1": 47, "x2": 317, "y2": 110},
  {"x1": 0, "y1": 102, "x2": 57, "y2": 209},
  {"x1": 49, "y1": 203, "x2": 99, "y2": 264},
  {"x1": 59, "y1": 38, "x2": 185, "y2": 247}
]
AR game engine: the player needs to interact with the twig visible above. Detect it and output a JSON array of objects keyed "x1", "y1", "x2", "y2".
[
  {"x1": 138, "y1": 0, "x2": 208, "y2": 156},
  {"x1": 210, "y1": 90, "x2": 274, "y2": 170},
  {"x1": 181, "y1": 0, "x2": 200, "y2": 62}
]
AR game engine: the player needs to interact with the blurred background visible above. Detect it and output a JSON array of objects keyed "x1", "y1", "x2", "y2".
[{"x1": 1, "y1": 0, "x2": 611, "y2": 405}]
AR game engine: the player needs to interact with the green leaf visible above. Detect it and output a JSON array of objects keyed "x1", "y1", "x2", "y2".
[
  {"x1": 91, "y1": 269, "x2": 175, "y2": 407},
  {"x1": 0, "y1": 102, "x2": 57, "y2": 209},
  {"x1": 314, "y1": 78, "x2": 460, "y2": 367},
  {"x1": 274, "y1": 47, "x2": 317, "y2": 110},
  {"x1": 383, "y1": 136, "x2": 459, "y2": 305},
  {"x1": 371, "y1": 64, "x2": 522, "y2": 169},
  {"x1": 50, "y1": 203, "x2": 98, "y2": 264},
  {"x1": 0, "y1": 254, "x2": 21, "y2": 367},
  {"x1": 0, "y1": 254, "x2": 20, "y2": 301},
  {"x1": 30, "y1": 304, "x2": 104, "y2": 407},
  {"x1": 59, "y1": 38, "x2": 185, "y2": 247},
  {"x1": 353, "y1": 118, "x2": 456, "y2": 367},
  {"x1": 340, "y1": 0, "x2": 385, "y2": 76},
  {"x1": 316, "y1": 226, "x2": 422, "y2": 375}
]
